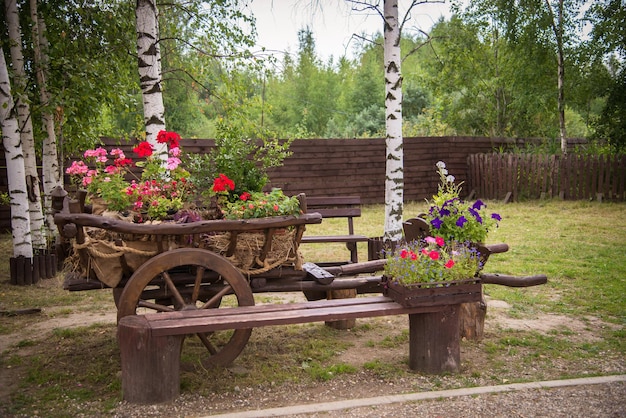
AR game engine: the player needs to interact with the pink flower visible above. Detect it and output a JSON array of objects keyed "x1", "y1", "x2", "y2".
[
  {"x1": 169, "y1": 147, "x2": 181, "y2": 157},
  {"x1": 428, "y1": 251, "x2": 440, "y2": 260},
  {"x1": 166, "y1": 157, "x2": 181, "y2": 170},
  {"x1": 435, "y1": 236, "x2": 445, "y2": 246},
  {"x1": 425, "y1": 236, "x2": 436, "y2": 244},
  {"x1": 65, "y1": 161, "x2": 89, "y2": 175}
]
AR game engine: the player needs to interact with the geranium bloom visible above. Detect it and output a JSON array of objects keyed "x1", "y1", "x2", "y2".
[
  {"x1": 66, "y1": 161, "x2": 89, "y2": 175},
  {"x1": 156, "y1": 130, "x2": 181, "y2": 148},
  {"x1": 133, "y1": 141, "x2": 153, "y2": 158},
  {"x1": 445, "y1": 260, "x2": 455, "y2": 269},
  {"x1": 212, "y1": 174, "x2": 235, "y2": 192},
  {"x1": 240, "y1": 192, "x2": 251, "y2": 201},
  {"x1": 400, "y1": 249, "x2": 409, "y2": 259},
  {"x1": 435, "y1": 236, "x2": 445, "y2": 246},
  {"x1": 428, "y1": 251, "x2": 440, "y2": 260},
  {"x1": 166, "y1": 157, "x2": 181, "y2": 170},
  {"x1": 425, "y1": 236, "x2": 436, "y2": 244}
]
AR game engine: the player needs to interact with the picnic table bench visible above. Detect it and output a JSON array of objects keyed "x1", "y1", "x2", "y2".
[{"x1": 300, "y1": 196, "x2": 369, "y2": 264}]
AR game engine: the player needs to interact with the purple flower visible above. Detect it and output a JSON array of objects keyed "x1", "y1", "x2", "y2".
[
  {"x1": 439, "y1": 208, "x2": 450, "y2": 217},
  {"x1": 491, "y1": 213, "x2": 502, "y2": 221},
  {"x1": 472, "y1": 199, "x2": 485, "y2": 210},
  {"x1": 469, "y1": 208, "x2": 483, "y2": 224},
  {"x1": 456, "y1": 216, "x2": 468, "y2": 227},
  {"x1": 431, "y1": 218, "x2": 444, "y2": 229}
]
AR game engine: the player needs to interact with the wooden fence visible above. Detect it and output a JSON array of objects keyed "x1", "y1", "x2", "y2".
[
  {"x1": 467, "y1": 153, "x2": 626, "y2": 202},
  {"x1": 1, "y1": 136, "x2": 618, "y2": 231}
]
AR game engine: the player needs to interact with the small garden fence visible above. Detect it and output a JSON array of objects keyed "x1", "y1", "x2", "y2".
[{"x1": 467, "y1": 153, "x2": 626, "y2": 202}]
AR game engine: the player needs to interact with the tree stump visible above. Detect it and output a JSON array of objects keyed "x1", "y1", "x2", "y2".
[
  {"x1": 325, "y1": 289, "x2": 357, "y2": 329},
  {"x1": 458, "y1": 299, "x2": 487, "y2": 341}
]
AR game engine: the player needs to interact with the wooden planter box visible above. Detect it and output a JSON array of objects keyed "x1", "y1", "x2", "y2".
[{"x1": 383, "y1": 277, "x2": 482, "y2": 308}]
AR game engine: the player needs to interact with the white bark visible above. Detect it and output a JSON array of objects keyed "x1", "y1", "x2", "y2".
[
  {"x1": 30, "y1": 0, "x2": 62, "y2": 232},
  {"x1": 136, "y1": 0, "x2": 167, "y2": 158},
  {"x1": 0, "y1": 47, "x2": 33, "y2": 258},
  {"x1": 5, "y1": 0, "x2": 46, "y2": 249},
  {"x1": 383, "y1": 0, "x2": 404, "y2": 242}
]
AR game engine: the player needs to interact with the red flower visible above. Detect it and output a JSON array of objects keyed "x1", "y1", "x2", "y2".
[
  {"x1": 240, "y1": 192, "x2": 251, "y2": 201},
  {"x1": 133, "y1": 141, "x2": 153, "y2": 158},
  {"x1": 212, "y1": 174, "x2": 235, "y2": 193},
  {"x1": 400, "y1": 249, "x2": 409, "y2": 259},
  {"x1": 156, "y1": 130, "x2": 181, "y2": 149},
  {"x1": 428, "y1": 251, "x2": 440, "y2": 260},
  {"x1": 435, "y1": 236, "x2": 445, "y2": 247},
  {"x1": 445, "y1": 260, "x2": 455, "y2": 269}
]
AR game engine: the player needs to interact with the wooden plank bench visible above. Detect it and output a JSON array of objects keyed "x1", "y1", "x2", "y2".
[
  {"x1": 300, "y1": 196, "x2": 369, "y2": 264},
  {"x1": 118, "y1": 293, "x2": 480, "y2": 404}
]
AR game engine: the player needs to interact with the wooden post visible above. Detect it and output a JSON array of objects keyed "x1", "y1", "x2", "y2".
[
  {"x1": 118, "y1": 315, "x2": 184, "y2": 404},
  {"x1": 408, "y1": 306, "x2": 460, "y2": 373},
  {"x1": 325, "y1": 289, "x2": 357, "y2": 329}
]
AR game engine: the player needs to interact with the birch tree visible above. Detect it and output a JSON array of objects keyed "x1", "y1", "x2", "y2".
[
  {"x1": 30, "y1": 0, "x2": 62, "y2": 229},
  {"x1": 4, "y1": 0, "x2": 46, "y2": 249},
  {"x1": 382, "y1": 0, "x2": 404, "y2": 242},
  {"x1": 136, "y1": 0, "x2": 167, "y2": 157},
  {"x1": 347, "y1": 0, "x2": 435, "y2": 242},
  {"x1": 0, "y1": 46, "x2": 33, "y2": 258}
]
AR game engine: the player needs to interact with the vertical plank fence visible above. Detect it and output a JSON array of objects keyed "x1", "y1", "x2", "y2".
[{"x1": 468, "y1": 153, "x2": 626, "y2": 202}]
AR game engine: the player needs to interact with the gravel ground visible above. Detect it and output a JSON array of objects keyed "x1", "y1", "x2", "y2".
[{"x1": 111, "y1": 377, "x2": 626, "y2": 418}]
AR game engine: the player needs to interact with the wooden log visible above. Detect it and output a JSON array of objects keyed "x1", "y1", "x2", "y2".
[
  {"x1": 325, "y1": 288, "x2": 357, "y2": 329},
  {"x1": 408, "y1": 305, "x2": 460, "y2": 373},
  {"x1": 118, "y1": 315, "x2": 183, "y2": 404},
  {"x1": 459, "y1": 299, "x2": 487, "y2": 341}
]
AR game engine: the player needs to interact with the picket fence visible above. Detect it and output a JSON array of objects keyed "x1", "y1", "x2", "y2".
[{"x1": 467, "y1": 153, "x2": 626, "y2": 202}]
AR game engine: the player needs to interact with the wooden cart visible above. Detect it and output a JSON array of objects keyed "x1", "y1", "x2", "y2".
[{"x1": 52, "y1": 192, "x2": 392, "y2": 367}]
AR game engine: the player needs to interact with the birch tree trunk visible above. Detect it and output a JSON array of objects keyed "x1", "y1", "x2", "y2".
[
  {"x1": 0, "y1": 47, "x2": 33, "y2": 258},
  {"x1": 545, "y1": 0, "x2": 567, "y2": 154},
  {"x1": 5, "y1": 0, "x2": 46, "y2": 249},
  {"x1": 383, "y1": 0, "x2": 404, "y2": 242},
  {"x1": 30, "y1": 0, "x2": 62, "y2": 231},
  {"x1": 136, "y1": 0, "x2": 167, "y2": 157}
]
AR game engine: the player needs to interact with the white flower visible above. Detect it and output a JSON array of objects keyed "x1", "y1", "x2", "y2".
[
  {"x1": 436, "y1": 161, "x2": 446, "y2": 169},
  {"x1": 446, "y1": 175, "x2": 455, "y2": 183}
]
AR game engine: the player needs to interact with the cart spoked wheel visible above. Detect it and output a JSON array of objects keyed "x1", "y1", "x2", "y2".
[{"x1": 116, "y1": 248, "x2": 254, "y2": 367}]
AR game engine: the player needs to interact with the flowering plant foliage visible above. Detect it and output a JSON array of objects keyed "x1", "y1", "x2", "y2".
[
  {"x1": 384, "y1": 237, "x2": 482, "y2": 285},
  {"x1": 423, "y1": 161, "x2": 501, "y2": 243},
  {"x1": 65, "y1": 131, "x2": 194, "y2": 220},
  {"x1": 221, "y1": 188, "x2": 302, "y2": 220}
]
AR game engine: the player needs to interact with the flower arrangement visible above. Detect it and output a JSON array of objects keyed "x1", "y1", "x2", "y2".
[
  {"x1": 423, "y1": 161, "x2": 501, "y2": 244},
  {"x1": 221, "y1": 188, "x2": 302, "y2": 219},
  {"x1": 384, "y1": 236, "x2": 482, "y2": 286},
  {"x1": 66, "y1": 132, "x2": 301, "y2": 223},
  {"x1": 65, "y1": 130, "x2": 194, "y2": 220}
]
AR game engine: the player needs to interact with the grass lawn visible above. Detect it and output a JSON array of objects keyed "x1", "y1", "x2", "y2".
[{"x1": 0, "y1": 199, "x2": 624, "y2": 417}]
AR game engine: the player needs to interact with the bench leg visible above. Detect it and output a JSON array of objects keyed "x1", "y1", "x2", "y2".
[
  {"x1": 408, "y1": 305, "x2": 460, "y2": 373},
  {"x1": 118, "y1": 315, "x2": 184, "y2": 404}
]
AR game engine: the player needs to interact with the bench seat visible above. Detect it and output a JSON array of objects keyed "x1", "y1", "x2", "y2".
[{"x1": 118, "y1": 295, "x2": 474, "y2": 404}]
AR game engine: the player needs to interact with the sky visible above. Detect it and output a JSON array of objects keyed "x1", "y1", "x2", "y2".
[{"x1": 249, "y1": 0, "x2": 454, "y2": 61}]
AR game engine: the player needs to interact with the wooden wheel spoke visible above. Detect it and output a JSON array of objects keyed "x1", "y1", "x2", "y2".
[
  {"x1": 162, "y1": 271, "x2": 186, "y2": 307},
  {"x1": 200, "y1": 284, "x2": 232, "y2": 309},
  {"x1": 191, "y1": 266, "x2": 205, "y2": 304},
  {"x1": 196, "y1": 332, "x2": 218, "y2": 355},
  {"x1": 137, "y1": 299, "x2": 175, "y2": 313}
]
